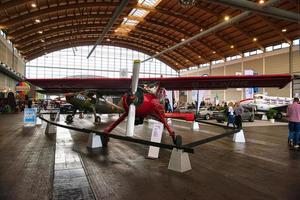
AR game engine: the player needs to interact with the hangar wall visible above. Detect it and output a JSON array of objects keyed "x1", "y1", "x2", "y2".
[
  {"x1": 0, "y1": 32, "x2": 25, "y2": 92},
  {"x1": 183, "y1": 45, "x2": 300, "y2": 104}
]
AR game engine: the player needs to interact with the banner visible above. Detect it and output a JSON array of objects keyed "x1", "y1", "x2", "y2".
[
  {"x1": 197, "y1": 90, "x2": 204, "y2": 111},
  {"x1": 244, "y1": 69, "x2": 254, "y2": 99},
  {"x1": 166, "y1": 90, "x2": 173, "y2": 111}
]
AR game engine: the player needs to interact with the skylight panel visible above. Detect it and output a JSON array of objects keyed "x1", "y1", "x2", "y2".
[
  {"x1": 114, "y1": 0, "x2": 161, "y2": 35},
  {"x1": 123, "y1": 19, "x2": 139, "y2": 26},
  {"x1": 130, "y1": 9, "x2": 149, "y2": 17},
  {"x1": 138, "y1": 0, "x2": 161, "y2": 7}
]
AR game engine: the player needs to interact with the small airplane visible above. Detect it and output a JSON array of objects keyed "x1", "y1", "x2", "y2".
[
  {"x1": 27, "y1": 68, "x2": 292, "y2": 147},
  {"x1": 63, "y1": 91, "x2": 124, "y2": 123},
  {"x1": 240, "y1": 93, "x2": 293, "y2": 118}
]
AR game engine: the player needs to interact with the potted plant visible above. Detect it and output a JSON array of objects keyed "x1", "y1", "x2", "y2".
[{"x1": 267, "y1": 108, "x2": 277, "y2": 123}]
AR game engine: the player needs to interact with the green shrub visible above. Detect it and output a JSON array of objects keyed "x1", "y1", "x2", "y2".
[{"x1": 267, "y1": 109, "x2": 277, "y2": 119}]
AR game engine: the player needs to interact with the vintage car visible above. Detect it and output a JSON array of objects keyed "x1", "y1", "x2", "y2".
[
  {"x1": 195, "y1": 107, "x2": 216, "y2": 120},
  {"x1": 213, "y1": 105, "x2": 255, "y2": 123}
]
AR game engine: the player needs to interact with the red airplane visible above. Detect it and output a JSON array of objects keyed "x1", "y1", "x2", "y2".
[{"x1": 27, "y1": 73, "x2": 292, "y2": 147}]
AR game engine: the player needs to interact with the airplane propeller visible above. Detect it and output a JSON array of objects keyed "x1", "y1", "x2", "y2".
[{"x1": 126, "y1": 60, "x2": 141, "y2": 137}]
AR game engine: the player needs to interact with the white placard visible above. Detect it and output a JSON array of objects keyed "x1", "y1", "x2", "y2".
[{"x1": 147, "y1": 121, "x2": 164, "y2": 159}]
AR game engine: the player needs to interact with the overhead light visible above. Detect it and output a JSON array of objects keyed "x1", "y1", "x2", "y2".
[
  {"x1": 40, "y1": 39, "x2": 45, "y2": 42},
  {"x1": 282, "y1": 28, "x2": 287, "y2": 32},
  {"x1": 200, "y1": 28, "x2": 204, "y2": 32},
  {"x1": 230, "y1": 45, "x2": 234, "y2": 49},
  {"x1": 181, "y1": 38, "x2": 185, "y2": 42},
  {"x1": 37, "y1": 30, "x2": 43, "y2": 34},
  {"x1": 106, "y1": 38, "x2": 110, "y2": 41},
  {"x1": 156, "y1": 51, "x2": 159, "y2": 54},
  {"x1": 224, "y1": 16, "x2": 230, "y2": 21},
  {"x1": 212, "y1": 51, "x2": 216, "y2": 54},
  {"x1": 35, "y1": 19, "x2": 41, "y2": 23},
  {"x1": 198, "y1": 55, "x2": 201, "y2": 58},
  {"x1": 253, "y1": 37, "x2": 257, "y2": 42},
  {"x1": 31, "y1": 3, "x2": 37, "y2": 8},
  {"x1": 258, "y1": 0, "x2": 265, "y2": 4},
  {"x1": 175, "y1": 63, "x2": 178, "y2": 65}
]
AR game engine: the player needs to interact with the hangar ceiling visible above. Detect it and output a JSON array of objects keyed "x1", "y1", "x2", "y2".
[{"x1": 0, "y1": 0, "x2": 299, "y2": 70}]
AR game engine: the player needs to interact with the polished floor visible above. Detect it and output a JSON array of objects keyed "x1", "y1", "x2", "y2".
[{"x1": 0, "y1": 113, "x2": 300, "y2": 200}]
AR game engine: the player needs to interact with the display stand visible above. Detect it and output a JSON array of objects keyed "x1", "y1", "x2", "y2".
[
  {"x1": 79, "y1": 112, "x2": 84, "y2": 119},
  {"x1": 261, "y1": 114, "x2": 268, "y2": 121},
  {"x1": 87, "y1": 133, "x2": 102, "y2": 149},
  {"x1": 147, "y1": 121, "x2": 164, "y2": 159},
  {"x1": 45, "y1": 110, "x2": 60, "y2": 135},
  {"x1": 36, "y1": 116, "x2": 42, "y2": 125},
  {"x1": 23, "y1": 108, "x2": 37, "y2": 127},
  {"x1": 233, "y1": 129, "x2": 246, "y2": 143},
  {"x1": 191, "y1": 121, "x2": 199, "y2": 131},
  {"x1": 168, "y1": 148, "x2": 192, "y2": 172}
]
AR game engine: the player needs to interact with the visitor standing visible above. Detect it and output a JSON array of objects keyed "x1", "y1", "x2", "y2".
[
  {"x1": 234, "y1": 102, "x2": 244, "y2": 130},
  {"x1": 287, "y1": 97, "x2": 300, "y2": 150}
]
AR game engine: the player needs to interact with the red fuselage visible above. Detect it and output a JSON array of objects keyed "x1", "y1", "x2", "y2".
[{"x1": 122, "y1": 93, "x2": 164, "y2": 118}]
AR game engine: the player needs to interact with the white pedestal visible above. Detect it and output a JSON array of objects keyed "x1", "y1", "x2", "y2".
[
  {"x1": 191, "y1": 121, "x2": 199, "y2": 131},
  {"x1": 168, "y1": 148, "x2": 192, "y2": 173},
  {"x1": 147, "y1": 122, "x2": 164, "y2": 159},
  {"x1": 45, "y1": 122, "x2": 56, "y2": 134},
  {"x1": 36, "y1": 117, "x2": 42, "y2": 126},
  {"x1": 261, "y1": 114, "x2": 268, "y2": 121},
  {"x1": 87, "y1": 133, "x2": 102, "y2": 148},
  {"x1": 79, "y1": 112, "x2": 84, "y2": 119},
  {"x1": 233, "y1": 129, "x2": 246, "y2": 143}
]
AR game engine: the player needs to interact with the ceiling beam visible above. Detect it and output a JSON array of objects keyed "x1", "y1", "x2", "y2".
[
  {"x1": 233, "y1": 24, "x2": 265, "y2": 51},
  {"x1": 142, "y1": 0, "x2": 280, "y2": 63},
  {"x1": 8, "y1": 14, "x2": 112, "y2": 39},
  {"x1": 194, "y1": 4, "x2": 266, "y2": 51},
  {"x1": 87, "y1": 0, "x2": 130, "y2": 58},
  {"x1": 0, "y1": 2, "x2": 119, "y2": 27},
  {"x1": 210, "y1": 0, "x2": 300, "y2": 23},
  {"x1": 256, "y1": 15, "x2": 292, "y2": 44}
]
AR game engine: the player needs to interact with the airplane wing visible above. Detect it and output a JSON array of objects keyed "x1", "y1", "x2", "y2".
[{"x1": 26, "y1": 74, "x2": 292, "y2": 93}]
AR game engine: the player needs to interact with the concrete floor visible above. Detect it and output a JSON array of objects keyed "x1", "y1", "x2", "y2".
[{"x1": 0, "y1": 113, "x2": 300, "y2": 200}]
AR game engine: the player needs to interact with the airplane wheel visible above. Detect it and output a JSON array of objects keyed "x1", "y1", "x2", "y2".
[
  {"x1": 66, "y1": 115, "x2": 73, "y2": 123},
  {"x1": 205, "y1": 114, "x2": 210, "y2": 120},
  {"x1": 175, "y1": 135, "x2": 182, "y2": 148},
  {"x1": 95, "y1": 116, "x2": 101, "y2": 123},
  {"x1": 276, "y1": 112, "x2": 282, "y2": 119},
  {"x1": 101, "y1": 135, "x2": 109, "y2": 147}
]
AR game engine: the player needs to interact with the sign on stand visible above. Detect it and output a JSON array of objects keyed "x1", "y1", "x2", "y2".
[
  {"x1": 24, "y1": 108, "x2": 37, "y2": 127},
  {"x1": 147, "y1": 121, "x2": 164, "y2": 159}
]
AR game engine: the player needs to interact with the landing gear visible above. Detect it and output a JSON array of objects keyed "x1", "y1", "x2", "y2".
[
  {"x1": 66, "y1": 115, "x2": 73, "y2": 123},
  {"x1": 174, "y1": 135, "x2": 182, "y2": 148},
  {"x1": 100, "y1": 135, "x2": 109, "y2": 147},
  {"x1": 276, "y1": 112, "x2": 283, "y2": 119},
  {"x1": 94, "y1": 116, "x2": 101, "y2": 124}
]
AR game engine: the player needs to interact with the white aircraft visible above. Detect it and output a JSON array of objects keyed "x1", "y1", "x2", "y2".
[{"x1": 240, "y1": 94, "x2": 292, "y2": 119}]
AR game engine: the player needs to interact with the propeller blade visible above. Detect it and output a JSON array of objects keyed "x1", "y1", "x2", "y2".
[
  {"x1": 126, "y1": 60, "x2": 141, "y2": 137},
  {"x1": 131, "y1": 60, "x2": 140, "y2": 93}
]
